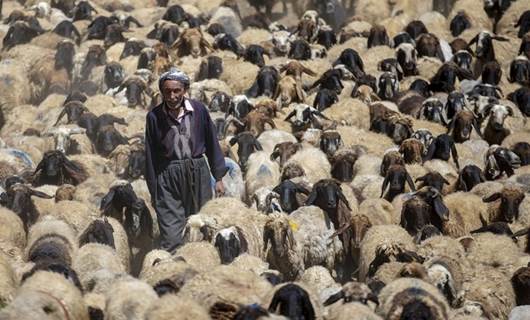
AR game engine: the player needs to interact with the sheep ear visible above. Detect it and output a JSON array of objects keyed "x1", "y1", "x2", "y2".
[
  {"x1": 433, "y1": 196, "x2": 449, "y2": 221},
  {"x1": 368, "y1": 292, "x2": 379, "y2": 305},
  {"x1": 506, "y1": 106, "x2": 514, "y2": 117},
  {"x1": 284, "y1": 109, "x2": 296, "y2": 121},
  {"x1": 246, "y1": 80, "x2": 260, "y2": 98},
  {"x1": 424, "y1": 141, "x2": 436, "y2": 162},
  {"x1": 323, "y1": 290, "x2": 344, "y2": 306},
  {"x1": 100, "y1": 189, "x2": 116, "y2": 211},
  {"x1": 229, "y1": 136, "x2": 238, "y2": 146},
  {"x1": 446, "y1": 118, "x2": 455, "y2": 134},
  {"x1": 30, "y1": 189, "x2": 53, "y2": 199},
  {"x1": 305, "y1": 189, "x2": 318, "y2": 206},
  {"x1": 405, "y1": 172, "x2": 416, "y2": 192},
  {"x1": 513, "y1": 228, "x2": 529, "y2": 237},
  {"x1": 442, "y1": 176, "x2": 450, "y2": 185},
  {"x1": 270, "y1": 150, "x2": 280, "y2": 161},
  {"x1": 415, "y1": 175, "x2": 425, "y2": 182},
  {"x1": 254, "y1": 140, "x2": 263, "y2": 151},
  {"x1": 336, "y1": 189, "x2": 351, "y2": 210},
  {"x1": 456, "y1": 174, "x2": 469, "y2": 191},
  {"x1": 472, "y1": 119, "x2": 483, "y2": 138},
  {"x1": 450, "y1": 142, "x2": 460, "y2": 170},
  {"x1": 492, "y1": 35, "x2": 509, "y2": 42},
  {"x1": 468, "y1": 35, "x2": 478, "y2": 46},
  {"x1": 295, "y1": 184, "x2": 310, "y2": 194},
  {"x1": 380, "y1": 175, "x2": 389, "y2": 198},
  {"x1": 54, "y1": 108, "x2": 67, "y2": 126},
  {"x1": 483, "y1": 192, "x2": 501, "y2": 202}
]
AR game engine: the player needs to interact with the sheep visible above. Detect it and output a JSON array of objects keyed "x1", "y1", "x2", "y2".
[
  {"x1": 1, "y1": 271, "x2": 89, "y2": 320},
  {"x1": 0, "y1": 252, "x2": 17, "y2": 307},
  {"x1": 264, "y1": 282, "x2": 321, "y2": 320},
  {"x1": 442, "y1": 192, "x2": 488, "y2": 237},
  {"x1": 327, "y1": 302, "x2": 383, "y2": 320},
  {"x1": 376, "y1": 278, "x2": 451, "y2": 320},
  {"x1": 177, "y1": 265, "x2": 273, "y2": 315},
  {"x1": 266, "y1": 206, "x2": 344, "y2": 281},
  {"x1": 283, "y1": 147, "x2": 331, "y2": 184},
  {"x1": 72, "y1": 243, "x2": 126, "y2": 291},
  {"x1": 139, "y1": 256, "x2": 198, "y2": 295},
  {"x1": 3, "y1": 183, "x2": 54, "y2": 232},
  {"x1": 243, "y1": 150, "x2": 281, "y2": 203},
  {"x1": 464, "y1": 264, "x2": 516, "y2": 319},
  {"x1": 0, "y1": 207, "x2": 27, "y2": 250},
  {"x1": 359, "y1": 225, "x2": 416, "y2": 282},
  {"x1": 32, "y1": 150, "x2": 88, "y2": 187},
  {"x1": 105, "y1": 278, "x2": 159, "y2": 320},
  {"x1": 144, "y1": 295, "x2": 210, "y2": 320},
  {"x1": 173, "y1": 241, "x2": 221, "y2": 273},
  {"x1": 482, "y1": 185, "x2": 526, "y2": 223}
]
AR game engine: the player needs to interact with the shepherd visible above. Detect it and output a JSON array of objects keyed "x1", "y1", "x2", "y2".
[{"x1": 145, "y1": 68, "x2": 227, "y2": 252}]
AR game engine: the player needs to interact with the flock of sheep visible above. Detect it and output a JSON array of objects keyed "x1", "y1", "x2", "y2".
[{"x1": 0, "y1": 0, "x2": 529, "y2": 319}]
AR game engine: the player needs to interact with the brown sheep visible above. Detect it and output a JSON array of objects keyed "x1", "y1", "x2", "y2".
[
  {"x1": 270, "y1": 142, "x2": 302, "y2": 168},
  {"x1": 171, "y1": 28, "x2": 213, "y2": 58},
  {"x1": 483, "y1": 185, "x2": 526, "y2": 223},
  {"x1": 380, "y1": 151, "x2": 405, "y2": 177},
  {"x1": 242, "y1": 111, "x2": 276, "y2": 137},
  {"x1": 279, "y1": 60, "x2": 317, "y2": 80},
  {"x1": 55, "y1": 184, "x2": 76, "y2": 202},
  {"x1": 447, "y1": 110, "x2": 482, "y2": 143},
  {"x1": 399, "y1": 138, "x2": 424, "y2": 164},
  {"x1": 274, "y1": 75, "x2": 305, "y2": 108}
]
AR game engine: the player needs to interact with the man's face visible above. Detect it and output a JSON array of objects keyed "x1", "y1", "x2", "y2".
[{"x1": 162, "y1": 80, "x2": 186, "y2": 109}]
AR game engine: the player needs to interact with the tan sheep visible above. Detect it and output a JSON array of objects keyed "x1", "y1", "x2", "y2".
[
  {"x1": 105, "y1": 278, "x2": 159, "y2": 320},
  {"x1": 359, "y1": 225, "x2": 415, "y2": 282},
  {"x1": 1, "y1": 271, "x2": 89, "y2": 320},
  {"x1": 173, "y1": 241, "x2": 221, "y2": 274},
  {"x1": 442, "y1": 192, "x2": 488, "y2": 237},
  {"x1": 0, "y1": 207, "x2": 26, "y2": 250},
  {"x1": 144, "y1": 295, "x2": 210, "y2": 320},
  {"x1": 177, "y1": 265, "x2": 273, "y2": 313},
  {"x1": 72, "y1": 243, "x2": 126, "y2": 291}
]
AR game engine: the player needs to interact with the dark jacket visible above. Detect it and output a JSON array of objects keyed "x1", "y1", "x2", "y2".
[{"x1": 145, "y1": 99, "x2": 227, "y2": 198}]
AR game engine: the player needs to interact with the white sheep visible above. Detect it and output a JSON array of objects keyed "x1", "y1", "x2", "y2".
[
  {"x1": 244, "y1": 151, "x2": 281, "y2": 203},
  {"x1": 359, "y1": 225, "x2": 415, "y2": 282},
  {"x1": 284, "y1": 147, "x2": 331, "y2": 184},
  {"x1": 105, "y1": 278, "x2": 159, "y2": 320},
  {"x1": 1, "y1": 271, "x2": 89, "y2": 320}
]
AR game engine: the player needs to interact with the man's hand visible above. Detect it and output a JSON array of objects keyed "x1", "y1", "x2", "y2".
[{"x1": 215, "y1": 181, "x2": 225, "y2": 197}]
